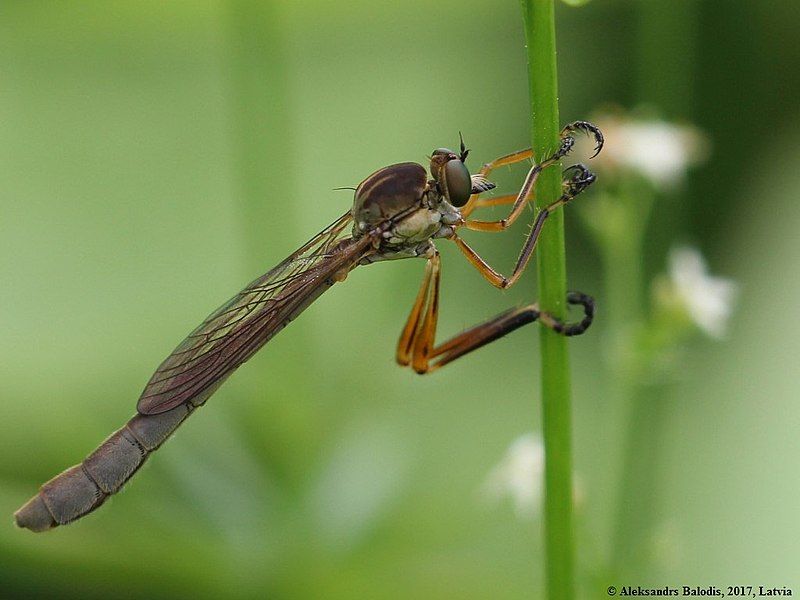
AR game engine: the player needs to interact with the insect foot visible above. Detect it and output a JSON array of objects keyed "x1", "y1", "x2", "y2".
[
  {"x1": 562, "y1": 163, "x2": 597, "y2": 197},
  {"x1": 560, "y1": 120, "x2": 604, "y2": 158}
]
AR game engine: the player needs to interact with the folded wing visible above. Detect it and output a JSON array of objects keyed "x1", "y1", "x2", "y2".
[{"x1": 137, "y1": 211, "x2": 371, "y2": 415}]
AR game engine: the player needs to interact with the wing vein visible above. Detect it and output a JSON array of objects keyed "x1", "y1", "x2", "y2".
[{"x1": 136, "y1": 212, "x2": 375, "y2": 414}]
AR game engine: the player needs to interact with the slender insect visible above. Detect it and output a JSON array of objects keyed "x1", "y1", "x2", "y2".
[{"x1": 15, "y1": 121, "x2": 603, "y2": 532}]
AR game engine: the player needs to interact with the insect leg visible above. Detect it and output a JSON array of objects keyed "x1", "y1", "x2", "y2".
[
  {"x1": 408, "y1": 292, "x2": 594, "y2": 375},
  {"x1": 451, "y1": 164, "x2": 596, "y2": 289},
  {"x1": 462, "y1": 121, "x2": 602, "y2": 229},
  {"x1": 461, "y1": 193, "x2": 519, "y2": 218},
  {"x1": 409, "y1": 253, "x2": 441, "y2": 374},
  {"x1": 396, "y1": 252, "x2": 440, "y2": 367},
  {"x1": 461, "y1": 149, "x2": 533, "y2": 217}
]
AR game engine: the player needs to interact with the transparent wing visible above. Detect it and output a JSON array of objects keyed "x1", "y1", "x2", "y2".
[{"x1": 137, "y1": 211, "x2": 372, "y2": 415}]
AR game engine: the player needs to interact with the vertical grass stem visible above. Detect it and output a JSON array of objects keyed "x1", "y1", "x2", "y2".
[{"x1": 520, "y1": 1, "x2": 574, "y2": 597}]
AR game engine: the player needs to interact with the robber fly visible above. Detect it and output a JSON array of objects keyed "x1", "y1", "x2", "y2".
[{"x1": 15, "y1": 121, "x2": 603, "y2": 532}]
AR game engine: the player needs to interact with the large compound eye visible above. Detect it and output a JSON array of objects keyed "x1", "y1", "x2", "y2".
[{"x1": 443, "y1": 159, "x2": 471, "y2": 207}]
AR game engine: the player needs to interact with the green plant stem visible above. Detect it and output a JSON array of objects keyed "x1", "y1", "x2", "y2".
[
  {"x1": 226, "y1": 2, "x2": 314, "y2": 470},
  {"x1": 608, "y1": 0, "x2": 699, "y2": 577},
  {"x1": 603, "y1": 187, "x2": 652, "y2": 576},
  {"x1": 520, "y1": 1, "x2": 574, "y2": 597},
  {"x1": 227, "y1": 0, "x2": 293, "y2": 273},
  {"x1": 636, "y1": 0, "x2": 698, "y2": 119}
]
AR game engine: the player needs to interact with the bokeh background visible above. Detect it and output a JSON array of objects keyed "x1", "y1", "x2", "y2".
[{"x1": 2, "y1": 0, "x2": 799, "y2": 598}]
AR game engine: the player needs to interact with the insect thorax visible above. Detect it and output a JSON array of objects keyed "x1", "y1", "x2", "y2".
[{"x1": 352, "y1": 162, "x2": 461, "y2": 263}]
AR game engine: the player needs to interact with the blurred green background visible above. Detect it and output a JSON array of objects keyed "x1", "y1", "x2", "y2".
[{"x1": 1, "y1": 0, "x2": 799, "y2": 598}]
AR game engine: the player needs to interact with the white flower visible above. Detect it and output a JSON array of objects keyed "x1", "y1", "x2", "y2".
[
  {"x1": 482, "y1": 433, "x2": 584, "y2": 518},
  {"x1": 482, "y1": 433, "x2": 545, "y2": 518},
  {"x1": 668, "y1": 246, "x2": 738, "y2": 339},
  {"x1": 593, "y1": 112, "x2": 708, "y2": 189}
]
